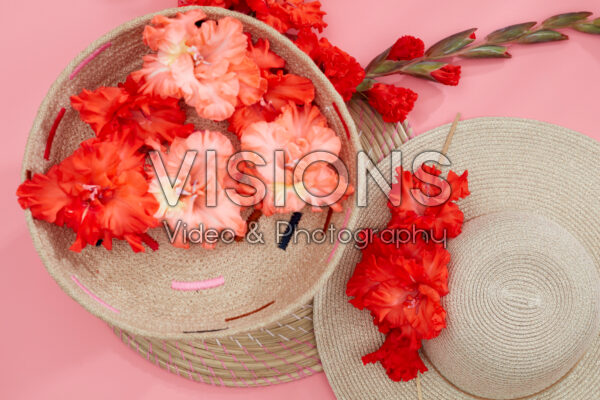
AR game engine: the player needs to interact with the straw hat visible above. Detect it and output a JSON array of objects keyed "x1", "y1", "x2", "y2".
[
  {"x1": 20, "y1": 6, "x2": 360, "y2": 340},
  {"x1": 110, "y1": 98, "x2": 410, "y2": 386},
  {"x1": 314, "y1": 117, "x2": 600, "y2": 399}
]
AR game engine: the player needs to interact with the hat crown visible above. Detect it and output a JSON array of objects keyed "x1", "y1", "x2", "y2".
[{"x1": 423, "y1": 211, "x2": 600, "y2": 400}]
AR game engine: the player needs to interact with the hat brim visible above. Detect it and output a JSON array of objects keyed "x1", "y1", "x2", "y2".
[{"x1": 314, "y1": 117, "x2": 600, "y2": 399}]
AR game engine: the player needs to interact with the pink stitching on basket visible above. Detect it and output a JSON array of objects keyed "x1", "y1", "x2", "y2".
[
  {"x1": 174, "y1": 342, "x2": 197, "y2": 381},
  {"x1": 189, "y1": 343, "x2": 217, "y2": 386},
  {"x1": 383, "y1": 126, "x2": 394, "y2": 153},
  {"x1": 69, "y1": 42, "x2": 112, "y2": 80},
  {"x1": 171, "y1": 276, "x2": 225, "y2": 291},
  {"x1": 326, "y1": 207, "x2": 352, "y2": 263},
  {"x1": 394, "y1": 123, "x2": 404, "y2": 142},
  {"x1": 237, "y1": 343, "x2": 286, "y2": 383},
  {"x1": 279, "y1": 341, "x2": 321, "y2": 363},
  {"x1": 371, "y1": 109, "x2": 390, "y2": 156},
  {"x1": 359, "y1": 107, "x2": 377, "y2": 151},
  {"x1": 260, "y1": 345, "x2": 315, "y2": 377},
  {"x1": 220, "y1": 343, "x2": 259, "y2": 386},
  {"x1": 71, "y1": 275, "x2": 119, "y2": 313},
  {"x1": 161, "y1": 341, "x2": 173, "y2": 374},
  {"x1": 291, "y1": 337, "x2": 316, "y2": 349},
  {"x1": 202, "y1": 341, "x2": 246, "y2": 387}
]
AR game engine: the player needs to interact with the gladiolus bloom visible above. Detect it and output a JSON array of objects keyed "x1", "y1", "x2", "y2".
[
  {"x1": 17, "y1": 138, "x2": 160, "y2": 252},
  {"x1": 295, "y1": 29, "x2": 365, "y2": 101},
  {"x1": 387, "y1": 36, "x2": 425, "y2": 61},
  {"x1": 366, "y1": 83, "x2": 418, "y2": 123},
  {"x1": 148, "y1": 131, "x2": 247, "y2": 248},
  {"x1": 133, "y1": 10, "x2": 265, "y2": 121},
  {"x1": 71, "y1": 75, "x2": 194, "y2": 150},
  {"x1": 430, "y1": 64, "x2": 461, "y2": 86},
  {"x1": 240, "y1": 103, "x2": 351, "y2": 215}
]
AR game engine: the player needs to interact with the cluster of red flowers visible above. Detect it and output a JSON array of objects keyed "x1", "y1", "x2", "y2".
[
  {"x1": 178, "y1": 0, "x2": 365, "y2": 101},
  {"x1": 17, "y1": 72, "x2": 194, "y2": 252},
  {"x1": 180, "y1": 0, "x2": 327, "y2": 33},
  {"x1": 346, "y1": 164, "x2": 469, "y2": 381},
  {"x1": 17, "y1": 10, "x2": 351, "y2": 252},
  {"x1": 17, "y1": 135, "x2": 161, "y2": 252},
  {"x1": 71, "y1": 75, "x2": 194, "y2": 150},
  {"x1": 364, "y1": 35, "x2": 462, "y2": 123},
  {"x1": 177, "y1": 2, "x2": 464, "y2": 125}
]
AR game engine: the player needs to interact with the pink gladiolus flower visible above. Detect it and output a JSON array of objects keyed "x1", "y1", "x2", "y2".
[
  {"x1": 133, "y1": 10, "x2": 264, "y2": 121},
  {"x1": 148, "y1": 131, "x2": 247, "y2": 248},
  {"x1": 240, "y1": 103, "x2": 351, "y2": 215}
]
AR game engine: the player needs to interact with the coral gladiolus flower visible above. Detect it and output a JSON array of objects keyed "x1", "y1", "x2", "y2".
[
  {"x1": 246, "y1": 37, "x2": 285, "y2": 70},
  {"x1": 366, "y1": 83, "x2": 418, "y2": 123},
  {"x1": 17, "y1": 165, "x2": 74, "y2": 226},
  {"x1": 17, "y1": 138, "x2": 160, "y2": 252},
  {"x1": 263, "y1": 71, "x2": 315, "y2": 111},
  {"x1": 133, "y1": 11, "x2": 265, "y2": 121},
  {"x1": 228, "y1": 103, "x2": 280, "y2": 138},
  {"x1": 240, "y1": 103, "x2": 350, "y2": 215},
  {"x1": 228, "y1": 70, "x2": 315, "y2": 137},
  {"x1": 148, "y1": 131, "x2": 247, "y2": 248},
  {"x1": 71, "y1": 75, "x2": 194, "y2": 150},
  {"x1": 387, "y1": 36, "x2": 425, "y2": 61}
]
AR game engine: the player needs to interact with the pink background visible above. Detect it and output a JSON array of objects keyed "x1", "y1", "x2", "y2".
[{"x1": 1, "y1": 0, "x2": 599, "y2": 398}]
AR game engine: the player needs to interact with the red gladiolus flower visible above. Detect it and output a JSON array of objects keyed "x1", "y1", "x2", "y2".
[
  {"x1": 295, "y1": 29, "x2": 365, "y2": 101},
  {"x1": 294, "y1": 28, "x2": 320, "y2": 58},
  {"x1": 178, "y1": 0, "x2": 249, "y2": 10},
  {"x1": 17, "y1": 165, "x2": 74, "y2": 226},
  {"x1": 178, "y1": 0, "x2": 326, "y2": 33},
  {"x1": 431, "y1": 64, "x2": 461, "y2": 86},
  {"x1": 348, "y1": 234, "x2": 449, "y2": 337},
  {"x1": 347, "y1": 165, "x2": 469, "y2": 382},
  {"x1": 246, "y1": 0, "x2": 327, "y2": 33},
  {"x1": 17, "y1": 138, "x2": 160, "y2": 252},
  {"x1": 71, "y1": 75, "x2": 193, "y2": 150},
  {"x1": 387, "y1": 165, "x2": 470, "y2": 238},
  {"x1": 347, "y1": 231, "x2": 409, "y2": 310},
  {"x1": 366, "y1": 83, "x2": 418, "y2": 123},
  {"x1": 387, "y1": 35, "x2": 425, "y2": 61},
  {"x1": 362, "y1": 326, "x2": 427, "y2": 382}
]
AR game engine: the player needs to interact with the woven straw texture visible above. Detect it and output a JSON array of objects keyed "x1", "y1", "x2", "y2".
[
  {"x1": 113, "y1": 304, "x2": 320, "y2": 386},
  {"x1": 314, "y1": 117, "x2": 600, "y2": 400},
  {"x1": 113, "y1": 98, "x2": 411, "y2": 386},
  {"x1": 20, "y1": 6, "x2": 361, "y2": 340}
]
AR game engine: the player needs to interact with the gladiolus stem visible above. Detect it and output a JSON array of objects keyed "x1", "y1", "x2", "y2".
[{"x1": 363, "y1": 11, "x2": 598, "y2": 82}]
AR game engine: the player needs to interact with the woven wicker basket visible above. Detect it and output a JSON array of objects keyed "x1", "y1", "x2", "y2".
[
  {"x1": 21, "y1": 6, "x2": 361, "y2": 342},
  {"x1": 114, "y1": 98, "x2": 411, "y2": 386}
]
